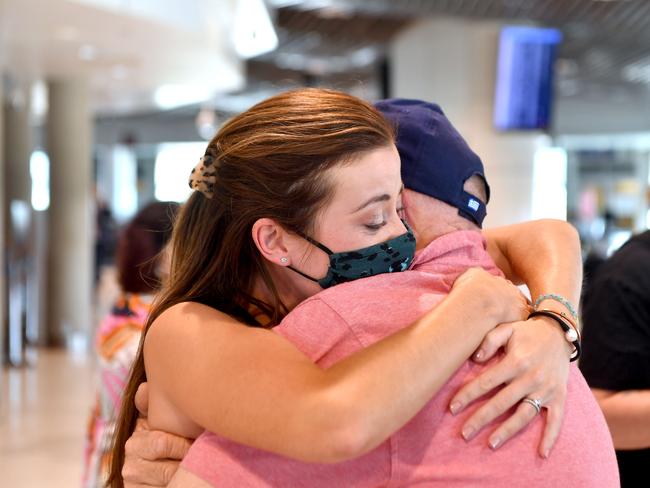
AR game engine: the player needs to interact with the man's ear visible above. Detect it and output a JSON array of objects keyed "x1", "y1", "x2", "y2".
[{"x1": 251, "y1": 218, "x2": 292, "y2": 267}]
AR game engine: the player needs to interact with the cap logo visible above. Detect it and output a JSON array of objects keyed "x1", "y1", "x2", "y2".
[{"x1": 467, "y1": 199, "x2": 480, "y2": 212}]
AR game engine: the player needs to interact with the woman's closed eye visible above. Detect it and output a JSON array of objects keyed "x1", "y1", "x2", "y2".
[{"x1": 364, "y1": 221, "x2": 387, "y2": 231}]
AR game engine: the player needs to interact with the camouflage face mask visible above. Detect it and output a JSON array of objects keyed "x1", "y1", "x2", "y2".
[{"x1": 288, "y1": 221, "x2": 417, "y2": 289}]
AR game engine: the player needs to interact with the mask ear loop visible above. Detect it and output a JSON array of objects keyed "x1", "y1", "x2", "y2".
[
  {"x1": 294, "y1": 231, "x2": 334, "y2": 255},
  {"x1": 285, "y1": 230, "x2": 333, "y2": 283},
  {"x1": 286, "y1": 265, "x2": 320, "y2": 283}
]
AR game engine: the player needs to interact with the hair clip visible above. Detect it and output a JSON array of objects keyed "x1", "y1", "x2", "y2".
[{"x1": 188, "y1": 155, "x2": 217, "y2": 198}]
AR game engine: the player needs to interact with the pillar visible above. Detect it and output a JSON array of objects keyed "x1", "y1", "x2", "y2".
[
  {"x1": 4, "y1": 83, "x2": 32, "y2": 205},
  {"x1": 46, "y1": 79, "x2": 93, "y2": 347},
  {"x1": 3, "y1": 81, "x2": 34, "y2": 364},
  {"x1": 390, "y1": 18, "x2": 551, "y2": 227}
]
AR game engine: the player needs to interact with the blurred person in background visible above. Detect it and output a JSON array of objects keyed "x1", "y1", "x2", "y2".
[
  {"x1": 82, "y1": 201, "x2": 179, "y2": 488},
  {"x1": 581, "y1": 209, "x2": 617, "y2": 299},
  {"x1": 95, "y1": 197, "x2": 118, "y2": 285},
  {"x1": 580, "y1": 228, "x2": 650, "y2": 488}
]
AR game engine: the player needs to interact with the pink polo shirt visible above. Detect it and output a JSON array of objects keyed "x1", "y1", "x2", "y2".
[{"x1": 181, "y1": 231, "x2": 619, "y2": 487}]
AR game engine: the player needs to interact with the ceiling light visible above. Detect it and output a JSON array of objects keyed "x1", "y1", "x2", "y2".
[
  {"x1": 623, "y1": 61, "x2": 650, "y2": 84},
  {"x1": 267, "y1": 0, "x2": 305, "y2": 7},
  {"x1": 232, "y1": 0, "x2": 279, "y2": 59},
  {"x1": 30, "y1": 81, "x2": 48, "y2": 124},
  {"x1": 154, "y1": 84, "x2": 214, "y2": 110}
]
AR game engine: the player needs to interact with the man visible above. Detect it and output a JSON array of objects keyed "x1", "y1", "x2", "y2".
[
  {"x1": 121, "y1": 99, "x2": 593, "y2": 487},
  {"x1": 580, "y1": 229, "x2": 650, "y2": 488}
]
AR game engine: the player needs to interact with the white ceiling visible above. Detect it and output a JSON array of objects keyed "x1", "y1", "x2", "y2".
[{"x1": 0, "y1": 0, "x2": 246, "y2": 115}]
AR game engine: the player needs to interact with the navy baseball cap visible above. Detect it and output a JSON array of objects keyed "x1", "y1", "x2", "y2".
[{"x1": 375, "y1": 98, "x2": 490, "y2": 227}]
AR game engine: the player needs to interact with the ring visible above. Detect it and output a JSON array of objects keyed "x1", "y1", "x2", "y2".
[{"x1": 522, "y1": 397, "x2": 542, "y2": 415}]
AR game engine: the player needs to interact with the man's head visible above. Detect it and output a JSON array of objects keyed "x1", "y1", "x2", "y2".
[
  {"x1": 400, "y1": 176, "x2": 486, "y2": 247},
  {"x1": 375, "y1": 98, "x2": 490, "y2": 243}
]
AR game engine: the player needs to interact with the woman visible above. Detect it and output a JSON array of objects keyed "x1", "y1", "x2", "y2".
[
  {"x1": 109, "y1": 89, "x2": 581, "y2": 487},
  {"x1": 83, "y1": 201, "x2": 178, "y2": 487}
]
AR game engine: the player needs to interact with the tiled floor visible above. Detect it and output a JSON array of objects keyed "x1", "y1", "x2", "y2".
[{"x1": 1, "y1": 348, "x2": 95, "y2": 488}]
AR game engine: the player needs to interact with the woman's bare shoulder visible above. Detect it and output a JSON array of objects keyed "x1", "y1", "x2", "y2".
[
  {"x1": 154, "y1": 302, "x2": 243, "y2": 330},
  {"x1": 145, "y1": 302, "x2": 244, "y2": 356}
]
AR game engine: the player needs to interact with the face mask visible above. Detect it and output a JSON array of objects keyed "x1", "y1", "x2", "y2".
[{"x1": 288, "y1": 221, "x2": 417, "y2": 289}]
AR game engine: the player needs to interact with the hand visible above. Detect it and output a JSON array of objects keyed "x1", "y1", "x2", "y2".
[
  {"x1": 452, "y1": 268, "x2": 530, "y2": 324},
  {"x1": 123, "y1": 382, "x2": 192, "y2": 487},
  {"x1": 448, "y1": 317, "x2": 572, "y2": 458},
  {"x1": 123, "y1": 418, "x2": 192, "y2": 487}
]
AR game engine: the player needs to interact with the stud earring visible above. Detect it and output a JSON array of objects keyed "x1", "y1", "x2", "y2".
[{"x1": 280, "y1": 257, "x2": 289, "y2": 264}]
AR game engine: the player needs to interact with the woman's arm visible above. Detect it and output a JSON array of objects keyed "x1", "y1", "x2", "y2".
[
  {"x1": 483, "y1": 218, "x2": 582, "y2": 311},
  {"x1": 591, "y1": 388, "x2": 650, "y2": 450},
  {"x1": 144, "y1": 268, "x2": 527, "y2": 464}
]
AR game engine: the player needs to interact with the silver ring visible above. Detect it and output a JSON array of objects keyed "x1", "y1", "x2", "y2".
[{"x1": 522, "y1": 397, "x2": 542, "y2": 415}]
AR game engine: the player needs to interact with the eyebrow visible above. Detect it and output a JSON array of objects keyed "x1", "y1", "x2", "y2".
[
  {"x1": 352, "y1": 185, "x2": 404, "y2": 214},
  {"x1": 352, "y1": 194, "x2": 391, "y2": 213}
]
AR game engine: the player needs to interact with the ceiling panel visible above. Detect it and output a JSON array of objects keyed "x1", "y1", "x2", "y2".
[{"x1": 256, "y1": 0, "x2": 650, "y2": 98}]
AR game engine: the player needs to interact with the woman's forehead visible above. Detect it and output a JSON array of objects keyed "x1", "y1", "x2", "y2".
[{"x1": 328, "y1": 146, "x2": 402, "y2": 206}]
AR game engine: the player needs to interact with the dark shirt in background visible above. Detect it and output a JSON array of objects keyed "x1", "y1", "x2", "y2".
[{"x1": 580, "y1": 230, "x2": 650, "y2": 488}]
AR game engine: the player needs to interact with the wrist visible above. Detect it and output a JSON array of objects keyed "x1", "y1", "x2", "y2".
[
  {"x1": 446, "y1": 288, "x2": 499, "y2": 334},
  {"x1": 534, "y1": 294, "x2": 579, "y2": 322},
  {"x1": 527, "y1": 310, "x2": 581, "y2": 361},
  {"x1": 527, "y1": 316, "x2": 574, "y2": 357}
]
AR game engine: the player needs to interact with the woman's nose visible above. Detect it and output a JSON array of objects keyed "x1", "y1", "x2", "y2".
[{"x1": 388, "y1": 216, "x2": 408, "y2": 239}]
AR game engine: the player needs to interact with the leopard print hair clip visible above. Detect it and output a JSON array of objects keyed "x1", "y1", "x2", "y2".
[{"x1": 188, "y1": 154, "x2": 217, "y2": 199}]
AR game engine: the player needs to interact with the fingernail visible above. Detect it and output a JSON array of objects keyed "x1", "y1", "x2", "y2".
[
  {"x1": 462, "y1": 426, "x2": 476, "y2": 441},
  {"x1": 450, "y1": 401, "x2": 462, "y2": 415},
  {"x1": 489, "y1": 437, "x2": 501, "y2": 450},
  {"x1": 474, "y1": 350, "x2": 484, "y2": 361},
  {"x1": 543, "y1": 449, "x2": 550, "y2": 459}
]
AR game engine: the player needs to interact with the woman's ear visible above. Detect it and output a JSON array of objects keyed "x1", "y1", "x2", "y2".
[{"x1": 251, "y1": 218, "x2": 293, "y2": 267}]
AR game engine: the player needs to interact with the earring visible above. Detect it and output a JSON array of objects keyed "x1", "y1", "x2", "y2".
[{"x1": 280, "y1": 257, "x2": 289, "y2": 264}]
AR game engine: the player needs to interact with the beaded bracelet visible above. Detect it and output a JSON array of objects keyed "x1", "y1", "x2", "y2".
[
  {"x1": 534, "y1": 293, "x2": 578, "y2": 321},
  {"x1": 528, "y1": 310, "x2": 581, "y2": 362}
]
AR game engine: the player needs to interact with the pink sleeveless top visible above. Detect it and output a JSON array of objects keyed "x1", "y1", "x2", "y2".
[{"x1": 181, "y1": 231, "x2": 619, "y2": 487}]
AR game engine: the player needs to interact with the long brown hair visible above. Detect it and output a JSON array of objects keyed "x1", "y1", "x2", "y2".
[{"x1": 107, "y1": 88, "x2": 394, "y2": 487}]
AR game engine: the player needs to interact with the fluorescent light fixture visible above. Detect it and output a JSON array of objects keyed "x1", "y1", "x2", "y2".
[
  {"x1": 267, "y1": 0, "x2": 305, "y2": 6},
  {"x1": 30, "y1": 150, "x2": 50, "y2": 211},
  {"x1": 154, "y1": 84, "x2": 214, "y2": 110},
  {"x1": 30, "y1": 81, "x2": 48, "y2": 124},
  {"x1": 111, "y1": 146, "x2": 138, "y2": 222},
  {"x1": 531, "y1": 147, "x2": 568, "y2": 220},
  {"x1": 232, "y1": 0, "x2": 279, "y2": 59},
  {"x1": 154, "y1": 142, "x2": 207, "y2": 202}
]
